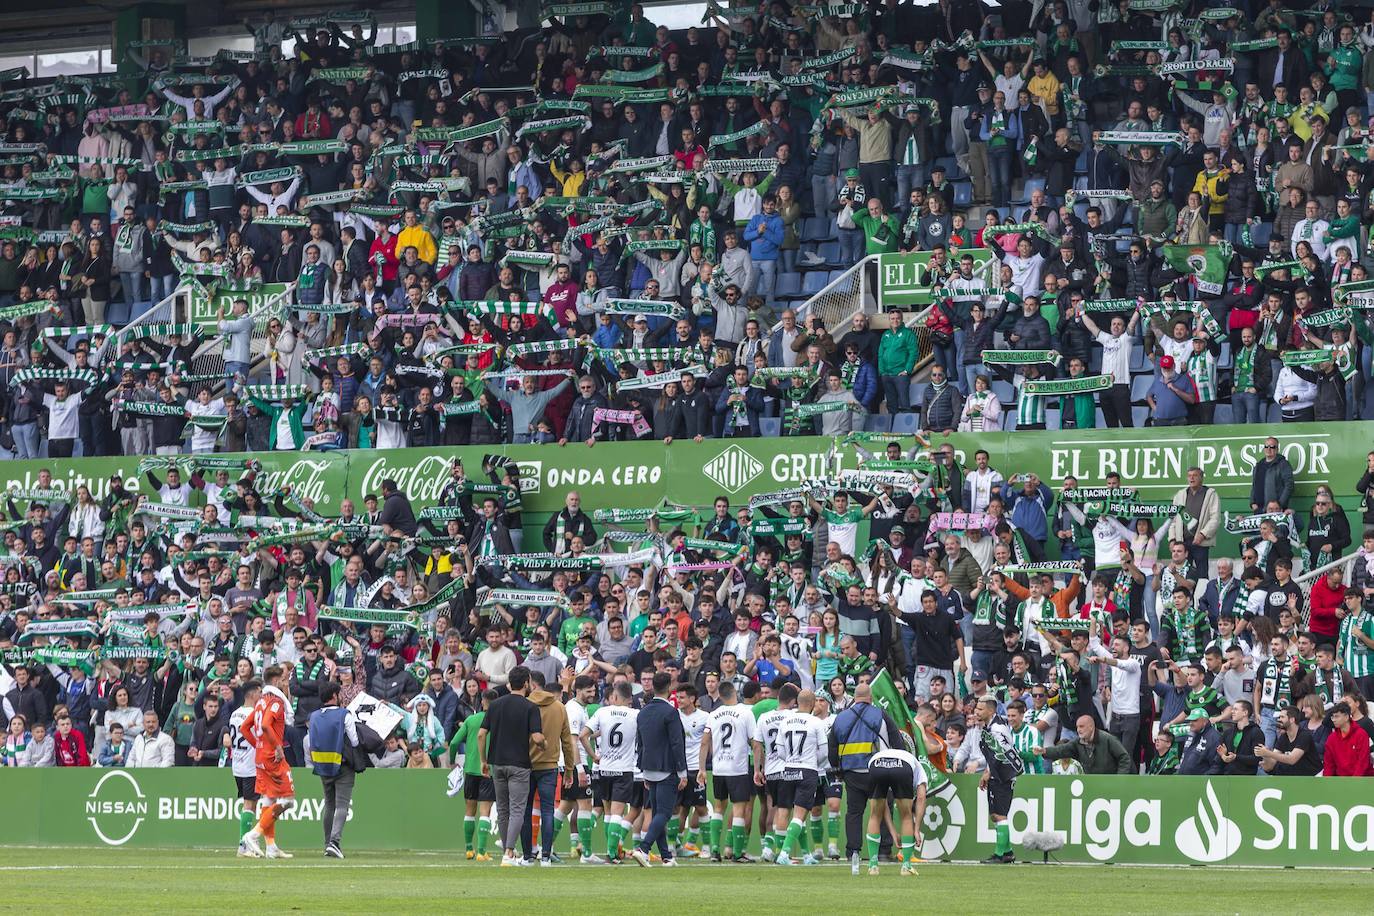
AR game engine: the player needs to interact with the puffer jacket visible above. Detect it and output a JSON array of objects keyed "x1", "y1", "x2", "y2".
[{"x1": 1222, "y1": 174, "x2": 1258, "y2": 226}]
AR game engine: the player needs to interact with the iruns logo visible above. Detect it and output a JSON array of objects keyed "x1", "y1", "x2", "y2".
[
  {"x1": 86, "y1": 770, "x2": 148, "y2": 846},
  {"x1": 1174, "y1": 781, "x2": 1241, "y2": 863},
  {"x1": 702, "y1": 445, "x2": 763, "y2": 494}
]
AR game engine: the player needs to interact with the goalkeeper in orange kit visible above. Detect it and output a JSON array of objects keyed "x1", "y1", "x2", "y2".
[{"x1": 239, "y1": 665, "x2": 297, "y2": 859}]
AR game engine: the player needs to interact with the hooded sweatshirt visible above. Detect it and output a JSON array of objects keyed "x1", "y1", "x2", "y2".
[{"x1": 528, "y1": 687, "x2": 576, "y2": 771}]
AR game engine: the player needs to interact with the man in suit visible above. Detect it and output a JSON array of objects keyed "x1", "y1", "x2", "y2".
[{"x1": 631, "y1": 670, "x2": 688, "y2": 867}]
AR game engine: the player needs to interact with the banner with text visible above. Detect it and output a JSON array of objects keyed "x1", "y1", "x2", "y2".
[{"x1": 9, "y1": 768, "x2": 1373, "y2": 866}]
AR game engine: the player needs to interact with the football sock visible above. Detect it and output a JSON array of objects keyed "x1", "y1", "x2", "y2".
[
  {"x1": 463, "y1": 816, "x2": 476, "y2": 849},
  {"x1": 476, "y1": 817, "x2": 491, "y2": 854},
  {"x1": 995, "y1": 822, "x2": 1011, "y2": 856},
  {"x1": 782, "y1": 818, "x2": 804, "y2": 856},
  {"x1": 866, "y1": 833, "x2": 881, "y2": 867}
]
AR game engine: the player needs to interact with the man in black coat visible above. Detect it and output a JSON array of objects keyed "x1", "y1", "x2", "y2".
[
  {"x1": 543, "y1": 491, "x2": 596, "y2": 554},
  {"x1": 377, "y1": 479, "x2": 418, "y2": 537}
]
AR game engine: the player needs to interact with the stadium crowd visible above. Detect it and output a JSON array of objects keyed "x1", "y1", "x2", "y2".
[{"x1": 2, "y1": 0, "x2": 1374, "y2": 868}]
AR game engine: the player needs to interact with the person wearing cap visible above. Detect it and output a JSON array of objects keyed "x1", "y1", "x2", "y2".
[
  {"x1": 833, "y1": 169, "x2": 867, "y2": 264},
  {"x1": 1175, "y1": 707, "x2": 1223, "y2": 776},
  {"x1": 1145, "y1": 354, "x2": 1196, "y2": 426}
]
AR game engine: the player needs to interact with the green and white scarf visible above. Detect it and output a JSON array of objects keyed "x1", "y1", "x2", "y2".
[{"x1": 1021, "y1": 375, "x2": 1112, "y2": 396}]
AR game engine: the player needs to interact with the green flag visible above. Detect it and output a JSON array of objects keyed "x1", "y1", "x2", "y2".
[
  {"x1": 868, "y1": 668, "x2": 913, "y2": 731},
  {"x1": 1160, "y1": 244, "x2": 1230, "y2": 295}
]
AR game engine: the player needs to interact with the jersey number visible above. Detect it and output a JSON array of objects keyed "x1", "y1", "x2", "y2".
[
  {"x1": 718, "y1": 722, "x2": 733, "y2": 749},
  {"x1": 608, "y1": 724, "x2": 624, "y2": 748},
  {"x1": 784, "y1": 730, "x2": 808, "y2": 756}
]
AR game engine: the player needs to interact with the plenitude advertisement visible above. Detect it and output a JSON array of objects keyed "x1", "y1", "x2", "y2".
[{"x1": 18, "y1": 768, "x2": 1374, "y2": 866}]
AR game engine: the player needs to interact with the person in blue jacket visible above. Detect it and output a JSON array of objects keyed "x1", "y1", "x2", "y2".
[
  {"x1": 1001, "y1": 474, "x2": 1054, "y2": 560},
  {"x1": 715, "y1": 364, "x2": 764, "y2": 437},
  {"x1": 742, "y1": 194, "x2": 784, "y2": 311},
  {"x1": 839, "y1": 342, "x2": 878, "y2": 413}
]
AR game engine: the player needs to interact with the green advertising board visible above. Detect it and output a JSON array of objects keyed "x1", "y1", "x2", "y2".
[
  {"x1": 9, "y1": 768, "x2": 1373, "y2": 867},
  {"x1": 189, "y1": 282, "x2": 289, "y2": 327},
  {"x1": 943, "y1": 422, "x2": 1350, "y2": 499},
  {"x1": 2, "y1": 423, "x2": 1362, "y2": 520},
  {"x1": 878, "y1": 250, "x2": 994, "y2": 309}
]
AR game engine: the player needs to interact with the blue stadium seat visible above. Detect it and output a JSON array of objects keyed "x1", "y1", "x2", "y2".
[
  {"x1": 1131, "y1": 405, "x2": 1150, "y2": 426},
  {"x1": 908, "y1": 381, "x2": 929, "y2": 405},
  {"x1": 1129, "y1": 343, "x2": 1147, "y2": 372},
  {"x1": 1129, "y1": 374, "x2": 1154, "y2": 401},
  {"x1": 1074, "y1": 150, "x2": 1089, "y2": 173},
  {"x1": 828, "y1": 270, "x2": 854, "y2": 291},
  {"x1": 953, "y1": 181, "x2": 973, "y2": 208},
  {"x1": 760, "y1": 417, "x2": 782, "y2": 437},
  {"x1": 1094, "y1": 407, "x2": 1106, "y2": 427},
  {"x1": 1217, "y1": 341, "x2": 1232, "y2": 369},
  {"x1": 934, "y1": 156, "x2": 963, "y2": 180},
  {"x1": 863, "y1": 414, "x2": 893, "y2": 432},
  {"x1": 890, "y1": 411, "x2": 921, "y2": 434},
  {"x1": 1251, "y1": 222, "x2": 1273, "y2": 246},
  {"x1": 1012, "y1": 177, "x2": 1045, "y2": 205},
  {"x1": 775, "y1": 273, "x2": 803, "y2": 300},
  {"x1": 803, "y1": 216, "x2": 835, "y2": 242},
  {"x1": 816, "y1": 240, "x2": 840, "y2": 265},
  {"x1": 802, "y1": 271, "x2": 830, "y2": 296},
  {"x1": 991, "y1": 379, "x2": 1015, "y2": 405},
  {"x1": 1213, "y1": 403, "x2": 1233, "y2": 424}
]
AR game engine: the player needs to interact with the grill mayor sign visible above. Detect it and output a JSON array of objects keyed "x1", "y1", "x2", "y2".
[{"x1": 1045, "y1": 437, "x2": 1331, "y2": 492}]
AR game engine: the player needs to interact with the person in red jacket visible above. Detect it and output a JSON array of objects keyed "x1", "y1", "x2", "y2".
[
  {"x1": 541, "y1": 263, "x2": 579, "y2": 329},
  {"x1": 1323, "y1": 703, "x2": 1374, "y2": 777},
  {"x1": 1306, "y1": 568, "x2": 1347, "y2": 642},
  {"x1": 53, "y1": 714, "x2": 90, "y2": 767},
  {"x1": 367, "y1": 223, "x2": 400, "y2": 287}
]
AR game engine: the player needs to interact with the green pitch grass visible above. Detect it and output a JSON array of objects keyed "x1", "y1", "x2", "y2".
[{"x1": 2, "y1": 847, "x2": 1373, "y2": 914}]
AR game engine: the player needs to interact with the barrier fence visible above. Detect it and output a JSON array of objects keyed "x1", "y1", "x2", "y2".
[{"x1": 12, "y1": 768, "x2": 1373, "y2": 866}]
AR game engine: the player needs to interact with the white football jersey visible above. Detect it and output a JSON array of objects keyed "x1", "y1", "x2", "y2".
[
  {"x1": 813, "y1": 715, "x2": 834, "y2": 772},
  {"x1": 680, "y1": 708, "x2": 709, "y2": 771},
  {"x1": 566, "y1": 699, "x2": 591, "y2": 767},
  {"x1": 228, "y1": 706, "x2": 255, "y2": 778},
  {"x1": 586, "y1": 705, "x2": 639, "y2": 774},
  {"x1": 757, "y1": 708, "x2": 790, "y2": 777},
  {"x1": 778, "y1": 710, "x2": 824, "y2": 772},
  {"x1": 703, "y1": 704, "x2": 756, "y2": 777}
]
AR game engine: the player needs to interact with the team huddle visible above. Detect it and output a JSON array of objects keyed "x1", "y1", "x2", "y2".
[{"x1": 453, "y1": 675, "x2": 929, "y2": 874}]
